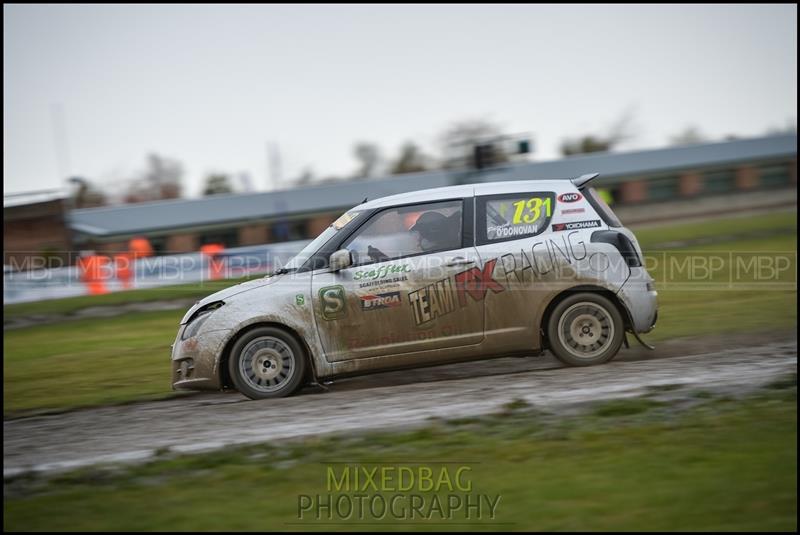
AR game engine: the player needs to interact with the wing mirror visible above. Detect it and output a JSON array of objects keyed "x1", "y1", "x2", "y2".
[{"x1": 329, "y1": 249, "x2": 352, "y2": 272}]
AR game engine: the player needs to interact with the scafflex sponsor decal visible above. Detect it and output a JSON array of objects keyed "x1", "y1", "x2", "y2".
[
  {"x1": 408, "y1": 259, "x2": 505, "y2": 326},
  {"x1": 353, "y1": 264, "x2": 411, "y2": 281},
  {"x1": 360, "y1": 291, "x2": 402, "y2": 311},
  {"x1": 358, "y1": 276, "x2": 408, "y2": 289},
  {"x1": 557, "y1": 192, "x2": 582, "y2": 203},
  {"x1": 552, "y1": 219, "x2": 601, "y2": 232}
]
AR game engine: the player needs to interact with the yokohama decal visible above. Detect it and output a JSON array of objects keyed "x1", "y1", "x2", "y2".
[{"x1": 552, "y1": 220, "x2": 601, "y2": 232}]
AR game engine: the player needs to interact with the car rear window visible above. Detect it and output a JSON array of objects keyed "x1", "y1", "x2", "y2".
[
  {"x1": 477, "y1": 192, "x2": 555, "y2": 245},
  {"x1": 584, "y1": 187, "x2": 622, "y2": 227}
]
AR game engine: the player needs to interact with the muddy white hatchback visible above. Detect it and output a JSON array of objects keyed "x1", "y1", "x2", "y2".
[{"x1": 171, "y1": 174, "x2": 658, "y2": 399}]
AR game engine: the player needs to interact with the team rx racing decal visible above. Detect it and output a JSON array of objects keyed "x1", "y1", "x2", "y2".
[
  {"x1": 552, "y1": 219, "x2": 601, "y2": 232},
  {"x1": 408, "y1": 259, "x2": 505, "y2": 326},
  {"x1": 319, "y1": 285, "x2": 347, "y2": 320},
  {"x1": 360, "y1": 291, "x2": 402, "y2": 311},
  {"x1": 408, "y1": 278, "x2": 456, "y2": 325},
  {"x1": 453, "y1": 259, "x2": 505, "y2": 306},
  {"x1": 557, "y1": 192, "x2": 582, "y2": 203},
  {"x1": 497, "y1": 231, "x2": 587, "y2": 283}
]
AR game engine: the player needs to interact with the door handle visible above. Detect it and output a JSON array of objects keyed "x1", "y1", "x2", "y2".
[{"x1": 445, "y1": 257, "x2": 475, "y2": 267}]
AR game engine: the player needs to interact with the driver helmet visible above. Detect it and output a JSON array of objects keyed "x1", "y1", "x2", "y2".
[{"x1": 410, "y1": 211, "x2": 448, "y2": 251}]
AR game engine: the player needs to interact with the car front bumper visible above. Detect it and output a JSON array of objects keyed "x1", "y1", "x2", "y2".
[{"x1": 170, "y1": 327, "x2": 232, "y2": 391}]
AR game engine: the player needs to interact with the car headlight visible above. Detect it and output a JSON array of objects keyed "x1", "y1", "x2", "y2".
[{"x1": 181, "y1": 301, "x2": 224, "y2": 340}]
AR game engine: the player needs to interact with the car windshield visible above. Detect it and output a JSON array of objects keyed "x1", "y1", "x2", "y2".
[{"x1": 281, "y1": 209, "x2": 365, "y2": 271}]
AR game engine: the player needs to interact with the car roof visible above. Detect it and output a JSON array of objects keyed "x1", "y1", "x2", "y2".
[{"x1": 358, "y1": 179, "x2": 577, "y2": 210}]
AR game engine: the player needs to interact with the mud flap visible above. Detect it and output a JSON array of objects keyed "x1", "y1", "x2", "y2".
[{"x1": 620, "y1": 305, "x2": 655, "y2": 351}]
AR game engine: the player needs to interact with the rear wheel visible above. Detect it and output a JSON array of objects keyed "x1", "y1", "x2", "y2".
[
  {"x1": 228, "y1": 327, "x2": 307, "y2": 399},
  {"x1": 547, "y1": 293, "x2": 624, "y2": 366}
]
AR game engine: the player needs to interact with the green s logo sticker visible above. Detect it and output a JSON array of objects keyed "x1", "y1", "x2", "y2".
[{"x1": 319, "y1": 285, "x2": 346, "y2": 320}]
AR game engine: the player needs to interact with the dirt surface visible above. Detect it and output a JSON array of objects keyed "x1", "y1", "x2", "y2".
[{"x1": 4, "y1": 332, "x2": 796, "y2": 478}]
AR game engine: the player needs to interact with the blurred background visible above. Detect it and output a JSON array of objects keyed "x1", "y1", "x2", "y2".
[{"x1": 3, "y1": 4, "x2": 797, "y2": 303}]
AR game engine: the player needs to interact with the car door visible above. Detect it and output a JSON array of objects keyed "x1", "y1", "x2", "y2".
[
  {"x1": 472, "y1": 187, "x2": 561, "y2": 343},
  {"x1": 311, "y1": 198, "x2": 485, "y2": 362}
]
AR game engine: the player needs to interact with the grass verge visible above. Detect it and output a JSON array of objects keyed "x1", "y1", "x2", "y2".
[{"x1": 4, "y1": 386, "x2": 796, "y2": 531}]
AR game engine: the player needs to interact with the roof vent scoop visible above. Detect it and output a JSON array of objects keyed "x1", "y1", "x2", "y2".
[{"x1": 571, "y1": 173, "x2": 600, "y2": 190}]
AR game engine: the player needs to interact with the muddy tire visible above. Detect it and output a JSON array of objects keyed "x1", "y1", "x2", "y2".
[
  {"x1": 547, "y1": 292, "x2": 625, "y2": 367},
  {"x1": 228, "y1": 327, "x2": 307, "y2": 399}
]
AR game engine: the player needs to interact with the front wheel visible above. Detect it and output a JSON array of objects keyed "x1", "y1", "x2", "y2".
[
  {"x1": 547, "y1": 293, "x2": 625, "y2": 367},
  {"x1": 228, "y1": 327, "x2": 307, "y2": 399}
]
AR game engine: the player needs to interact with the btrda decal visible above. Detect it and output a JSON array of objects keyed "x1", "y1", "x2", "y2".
[{"x1": 360, "y1": 291, "x2": 402, "y2": 311}]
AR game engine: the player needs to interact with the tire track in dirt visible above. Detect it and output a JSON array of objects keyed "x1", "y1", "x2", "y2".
[{"x1": 4, "y1": 337, "x2": 795, "y2": 478}]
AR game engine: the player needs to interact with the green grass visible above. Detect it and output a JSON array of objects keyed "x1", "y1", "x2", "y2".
[
  {"x1": 3, "y1": 212, "x2": 797, "y2": 415},
  {"x1": 639, "y1": 218, "x2": 796, "y2": 342},
  {"x1": 632, "y1": 210, "x2": 797, "y2": 248},
  {"x1": 4, "y1": 388, "x2": 796, "y2": 531},
  {"x1": 3, "y1": 310, "x2": 186, "y2": 415}
]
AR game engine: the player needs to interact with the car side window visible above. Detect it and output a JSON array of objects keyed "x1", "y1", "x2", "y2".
[
  {"x1": 342, "y1": 200, "x2": 463, "y2": 266},
  {"x1": 476, "y1": 192, "x2": 555, "y2": 245}
]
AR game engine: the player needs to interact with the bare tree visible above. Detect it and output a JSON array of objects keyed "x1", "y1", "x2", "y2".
[
  {"x1": 353, "y1": 142, "x2": 382, "y2": 179},
  {"x1": 765, "y1": 120, "x2": 797, "y2": 136},
  {"x1": 202, "y1": 174, "x2": 234, "y2": 196},
  {"x1": 669, "y1": 126, "x2": 707, "y2": 146},
  {"x1": 391, "y1": 142, "x2": 429, "y2": 174},
  {"x1": 68, "y1": 177, "x2": 107, "y2": 208},
  {"x1": 124, "y1": 153, "x2": 183, "y2": 203},
  {"x1": 560, "y1": 109, "x2": 638, "y2": 156},
  {"x1": 293, "y1": 167, "x2": 316, "y2": 186},
  {"x1": 438, "y1": 118, "x2": 509, "y2": 169}
]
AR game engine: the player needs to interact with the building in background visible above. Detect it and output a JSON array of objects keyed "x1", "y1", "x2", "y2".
[
  {"x1": 3, "y1": 190, "x2": 73, "y2": 267},
  {"x1": 4, "y1": 133, "x2": 797, "y2": 264}
]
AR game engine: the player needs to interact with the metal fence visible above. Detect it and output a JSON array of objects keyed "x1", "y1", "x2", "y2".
[{"x1": 3, "y1": 240, "x2": 310, "y2": 305}]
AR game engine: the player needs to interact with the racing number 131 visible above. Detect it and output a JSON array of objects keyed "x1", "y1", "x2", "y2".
[{"x1": 512, "y1": 197, "x2": 551, "y2": 224}]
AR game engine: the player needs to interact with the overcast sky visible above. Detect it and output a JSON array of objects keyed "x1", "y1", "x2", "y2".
[{"x1": 3, "y1": 4, "x2": 797, "y2": 197}]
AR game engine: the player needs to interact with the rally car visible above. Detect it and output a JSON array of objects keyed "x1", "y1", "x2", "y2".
[{"x1": 171, "y1": 173, "x2": 658, "y2": 399}]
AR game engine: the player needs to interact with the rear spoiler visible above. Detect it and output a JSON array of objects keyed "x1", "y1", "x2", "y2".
[{"x1": 571, "y1": 173, "x2": 600, "y2": 190}]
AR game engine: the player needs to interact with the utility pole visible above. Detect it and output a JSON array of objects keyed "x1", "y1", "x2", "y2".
[
  {"x1": 267, "y1": 142, "x2": 282, "y2": 190},
  {"x1": 50, "y1": 102, "x2": 72, "y2": 182}
]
